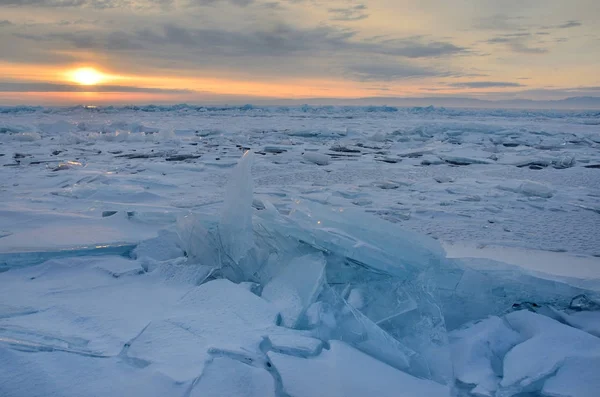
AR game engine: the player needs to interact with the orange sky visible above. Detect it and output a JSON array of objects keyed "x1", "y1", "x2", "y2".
[{"x1": 1, "y1": 0, "x2": 599, "y2": 104}]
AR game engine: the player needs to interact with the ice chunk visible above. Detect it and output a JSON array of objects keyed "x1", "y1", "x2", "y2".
[
  {"x1": 132, "y1": 230, "x2": 184, "y2": 262},
  {"x1": 256, "y1": 201, "x2": 445, "y2": 278},
  {"x1": 450, "y1": 316, "x2": 522, "y2": 396},
  {"x1": 322, "y1": 257, "x2": 452, "y2": 383},
  {"x1": 93, "y1": 256, "x2": 144, "y2": 278},
  {"x1": 176, "y1": 212, "x2": 220, "y2": 268},
  {"x1": 125, "y1": 319, "x2": 213, "y2": 382},
  {"x1": 303, "y1": 151, "x2": 330, "y2": 165},
  {"x1": 219, "y1": 150, "x2": 254, "y2": 264},
  {"x1": 261, "y1": 252, "x2": 326, "y2": 328},
  {"x1": 437, "y1": 258, "x2": 596, "y2": 330},
  {"x1": 255, "y1": 201, "x2": 452, "y2": 382},
  {"x1": 497, "y1": 180, "x2": 554, "y2": 198},
  {"x1": 516, "y1": 180, "x2": 554, "y2": 198},
  {"x1": 266, "y1": 333, "x2": 323, "y2": 357},
  {"x1": 570, "y1": 294, "x2": 600, "y2": 311},
  {"x1": 189, "y1": 357, "x2": 276, "y2": 397},
  {"x1": 0, "y1": 347, "x2": 184, "y2": 397},
  {"x1": 542, "y1": 357, "x2": 600, "y2": 397},
  {"x1": 499, "y1": 310, "x2": 600, "y2": 396},
  {"x1": 127, "y1": 279, "x2": 280, "y2": 381},
  {"x1": 560, "y1": 311, "x2": 600, "y2": 337},
  {"x1": 176, "y1": 278, "x2": 279, "y2": 325},
  {"x1": 307, "y1": 285, "x2": 423, "y2": 379},
  {"x1": 269, "y1": 340, "x2": 450, "y2": 397},
  {"x1": 438, "y1": 154, "x2": 492, "y2": 165}
]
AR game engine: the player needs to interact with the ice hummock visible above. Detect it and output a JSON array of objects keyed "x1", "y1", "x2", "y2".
[
  {"x1": 173, "y1": 152, "x2": 600, "y2": 392},
  {"x1": 2, "y1": 150, "x2": 600, "y2": 397}
]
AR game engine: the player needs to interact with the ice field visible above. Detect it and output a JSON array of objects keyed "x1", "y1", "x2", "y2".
[{"x1": 0, "y1": 104, "x2": 599, "y2": 396}]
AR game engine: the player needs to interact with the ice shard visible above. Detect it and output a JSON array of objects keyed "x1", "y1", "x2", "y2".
[{"x1": 219, "y1": 150, "x2": 254, "y2": 265}]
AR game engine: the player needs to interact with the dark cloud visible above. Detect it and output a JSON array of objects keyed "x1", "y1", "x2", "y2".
[
  {"x1": 261, "y1": 1, "x2": 281, "y2": 9},
  {"x1": 0, "y1": 82, "x2": 192, "y2": 93},
  {"x1": 0, "y1": 0, "x2": 174, "y2": 9},
  {"x1": 508, "y1": 40, "x2": 548, "y2": 54},
  {"x1": 345, "y1": 61, "x2": 442, "y2": 81},
  {"x1": 20, "y1": 22, "x2": 465, "y2": 60},
  {"x1": 373, "y1": 38, "x2": 466, "y2": 58},
  {"x1": 476, "y1": 14, "x2": 582, "y2": 37},
  {"x1": 0, "y1": 20, "x2": 13, "y2": 27},
  {"x1": 474, "y1": 14, "x2": 527, "y2": 30},
  {"x1": 1, "y1": 0, "x2": 105, "y2": 7},
  {"x1": 482, "y1": 86, "x2": 600, "y2": 101},
  {"x1": 328, "y1": 4, "x2": 369, "y2": 21},
  {"x1": 557, "y1": 20, "x2": 582, "y2": 29},
  {"x1": 449, "y1": 81, "x2": 524, "y2": 88},
  {"x1": 541, "y1": 20, "x2": 582, "y2": 30},
  {"x1": 2, "y1": 3, "x2": 467, "y2": 83},
  {"x1": 189, "y1": 0, "x2": 255, "y2": 6},
  {"x1": 486, "y1": 33, "x2": 548, "y2": 54}
]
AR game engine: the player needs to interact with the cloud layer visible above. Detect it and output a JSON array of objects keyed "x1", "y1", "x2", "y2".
[{"x1": 0, "y1": 0, "x2": 598, "y2": 100}]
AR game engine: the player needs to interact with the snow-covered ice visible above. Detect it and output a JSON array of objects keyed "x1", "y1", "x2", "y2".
[{"x1": 1, "y1": 104, "x2": 600, "y2": 396}]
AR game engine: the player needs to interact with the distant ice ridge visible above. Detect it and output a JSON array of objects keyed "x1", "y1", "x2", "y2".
[
  {"x1": 1, "y1": 103, "x2": 599, "y2": 119},
  {"x1": 172, "y1": 151, "x2": 600, "y2": 395}
]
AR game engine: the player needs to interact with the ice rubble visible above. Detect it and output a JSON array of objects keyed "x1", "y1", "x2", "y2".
[
  {"x1": 450, "y1": 310, "x2": 600, "y2": 397},
  {"x1": 2, "y1": 151, "x2": 600, "y2": 397},
  {"x1": 171, "y1": 152, "x2": 600, "y2": 394}
]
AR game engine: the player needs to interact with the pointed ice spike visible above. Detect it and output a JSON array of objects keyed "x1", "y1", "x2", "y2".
[{"x1": 219, "y1": 150, "x2": 255, "y2": 264}]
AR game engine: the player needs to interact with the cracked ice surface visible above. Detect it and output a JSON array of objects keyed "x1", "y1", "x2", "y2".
[{"x1": 1, "y1": 106, "x2": 600, "y2": 397}]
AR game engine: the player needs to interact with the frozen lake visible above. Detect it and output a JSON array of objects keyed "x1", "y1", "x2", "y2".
[{"x1": 1, "y1": 104, "x2": 599, "y2": 396}]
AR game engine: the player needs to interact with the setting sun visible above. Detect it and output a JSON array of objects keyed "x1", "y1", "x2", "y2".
[{"x1": 71, "y1": 68, "x2": 104, "y2": 85}]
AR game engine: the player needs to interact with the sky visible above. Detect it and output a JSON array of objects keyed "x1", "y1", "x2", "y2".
[{"x1": 0, "y1": 0, "x2": 599, "y2": 105}]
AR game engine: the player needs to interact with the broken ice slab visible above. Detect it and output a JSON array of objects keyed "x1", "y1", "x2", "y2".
[
  {"x1": 437, "y1": 257, "x2": 600, "y2": 330},
  {"x1": 261, "y1": 252, "x2": 326, "y2": 328},
  {"x1": 269, "y1": 340, "x2": 450, "y2": 397},
  {"x1": 252, "y1": 200, "x2": 452, "y2": 382},
  {"x1": 541, "y1": 357, "x2": 600, "y2": 397},
  {"x1": 0, "y1": 346, "x2": 186, "y2": 397},
  {"x1": 450, "y1": 309, "x2": 600, "y2": 397},
  {"x1": 450, "y1": 316, "x2": 522, "y2": 396},
  {"x1": 126, "y1": 279, "x2": 281, "y2": 382},
  {"x1": 0, "y1": 209, "x2": 163, "y2": 261},
  {"x1": 176, "y1": 212, "x2": 220, "y2": 267},
  {"x1": 0, "y1": 244, "x2": 136, "y2": 270},
  {"x1": 255, "y1": 200, "x2": 445, "y2": 279},
  {"x1": 303, "y1": 152, "x2": 330, "y2": 165},
  {"x1": 499, "y1": 310, "x2": 600, "y2": 397},
  {"x1": 131, "y1": 230, "x2": 184, "y2": 262},
  {"x1": 0, "y1": 327, "x2": 107, "y2": 357},
  {"x1": 496, "y1": 180, "x2": 554, "y2": 198},
  {"x1": 189, "y1": 357, "x2": 276, "y2": 397},
  {"x1": 265, "y1": 333, "x2": 324, "y2": 357},
  {"x1": 308, "y1": 281, "x2": 451, "y2": 384}
]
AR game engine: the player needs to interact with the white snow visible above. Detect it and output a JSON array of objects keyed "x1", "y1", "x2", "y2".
[{"x1": 1, "y1": 104, "x2": 599, "y2": 396}]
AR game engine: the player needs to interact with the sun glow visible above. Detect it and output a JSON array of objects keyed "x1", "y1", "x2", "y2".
[{"x1": 71, "y1": 68, "x2": 104, "y2": 85}]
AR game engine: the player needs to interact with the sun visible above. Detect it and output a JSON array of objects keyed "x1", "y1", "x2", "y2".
[{"x1": 71, "y1": 68, "x2": 104, "y2": 85}]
